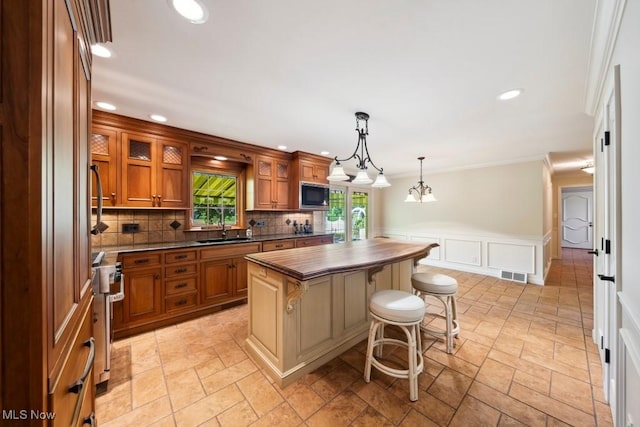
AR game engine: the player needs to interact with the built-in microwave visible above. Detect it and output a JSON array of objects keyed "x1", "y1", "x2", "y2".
[{"x1": 300, "y1": 182, "x2": 330, "y2": 210}]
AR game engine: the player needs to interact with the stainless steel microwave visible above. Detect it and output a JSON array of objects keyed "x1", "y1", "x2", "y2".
[{"x1": 300, "y1": 182, "x2": 329, "y2": 210}]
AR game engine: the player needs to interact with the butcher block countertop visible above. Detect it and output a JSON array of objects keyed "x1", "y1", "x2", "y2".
[{"x1": 245, "y1": 238, "x2": 439, "y2": 281}]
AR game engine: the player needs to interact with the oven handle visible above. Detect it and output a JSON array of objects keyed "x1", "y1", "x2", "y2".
[{"x1": 90, "y1": 165, "x2": 104, "y2": 235}]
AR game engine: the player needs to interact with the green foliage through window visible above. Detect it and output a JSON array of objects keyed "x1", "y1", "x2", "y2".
[{"x1": 192, "y1": 171, "x2": 237, "y2": 226}]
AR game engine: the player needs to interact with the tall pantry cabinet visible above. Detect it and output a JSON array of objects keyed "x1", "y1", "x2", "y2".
[{"x1": 0, "y1": 1, "x2": 111, "y2": 425}]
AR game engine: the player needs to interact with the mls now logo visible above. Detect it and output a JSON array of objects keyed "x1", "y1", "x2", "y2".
[{"x1": 2, "y1": 410, "x2": 55, "y2": 420}]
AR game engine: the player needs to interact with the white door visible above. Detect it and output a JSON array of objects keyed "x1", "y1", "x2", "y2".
[
  {"x1": 596, "y1": 65, "x2": 622, "y2": 408},
  {"x1": 593, "y1": 118, "x2": 608, "y2": 400},
  {"x1": 561, "y1": 189, "x2": 593, "y2": 249}
]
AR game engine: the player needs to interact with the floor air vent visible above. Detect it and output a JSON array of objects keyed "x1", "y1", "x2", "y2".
[{"x1": 500, "y1": 270, "x2": 527, "y2": 284}]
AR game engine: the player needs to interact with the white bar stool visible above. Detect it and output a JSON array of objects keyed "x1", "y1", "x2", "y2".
[
  {"x1": 411, "y1": 272, "x2": 460, "y2": 353},
  {"x1": 364, "y1": 289, "x2": 426, "y2": 401}
]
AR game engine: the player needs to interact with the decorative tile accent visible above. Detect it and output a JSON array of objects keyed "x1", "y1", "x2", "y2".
[
  {"x1": 249, "y1": 219, "x2": 256, "y2": 227},
  {"x1": 170, "y1": 220, "x2": 181, "y2": 230},
  {"x1": 285, "y1": 218, "x2": 291, "y2": 225}
]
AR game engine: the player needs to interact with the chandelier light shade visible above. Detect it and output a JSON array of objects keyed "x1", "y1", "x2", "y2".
[
  {"x1": 581, "y1": 162, "x2": 595, "y2": 174},
  {"x1": 327, "y1": 112, "x2": 390, "y2": 188},
  {"x1": 405, "y1": 156, "x2": 436, "y2": 203}
]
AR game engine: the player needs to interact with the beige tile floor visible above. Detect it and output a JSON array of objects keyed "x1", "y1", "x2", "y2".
[{"x1": 96, "y1": 248, "x2": 613, "y2": 426}]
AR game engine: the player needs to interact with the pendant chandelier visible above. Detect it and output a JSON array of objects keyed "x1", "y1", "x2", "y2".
[
  {"x1": 405, "y1": 156, "x2": 436, "y2": 203},
  {"x1": 326, "y1": 112, "x2": 390, "y2": 187}
]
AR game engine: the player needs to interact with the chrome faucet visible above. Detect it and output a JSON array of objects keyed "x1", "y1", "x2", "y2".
[{"x1": 218, "y1": 198, "x2": 227, "y2": 238}]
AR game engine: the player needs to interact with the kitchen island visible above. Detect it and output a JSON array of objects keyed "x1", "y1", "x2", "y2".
[{"x1": 244, "y1": 238, "x2": 438, "y2": 387}]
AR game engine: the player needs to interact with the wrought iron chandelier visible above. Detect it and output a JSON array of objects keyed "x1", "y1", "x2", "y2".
[
  {"x1": 405, "y1": 156, "x2": 436, "y2": 202},
  {"x1": 326, "y1": 112, "x2": 390, "y2": 187}
]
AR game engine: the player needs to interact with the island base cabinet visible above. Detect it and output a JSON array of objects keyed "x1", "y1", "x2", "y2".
[{"x1": 246, "y1": 262, "x2": 391, "y2": 387}]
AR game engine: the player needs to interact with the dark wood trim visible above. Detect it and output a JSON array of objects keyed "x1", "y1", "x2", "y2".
[{"x1": 1, "y1": 0, "x2": 49, "y2": 414}]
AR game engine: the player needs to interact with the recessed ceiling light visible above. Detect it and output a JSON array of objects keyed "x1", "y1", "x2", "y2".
[
  {"x1": 277, "y1": 145, "x2": 287, "y2": 151},
  {"x1": 95, "y1": 101, "x2": 116, "y2": 111},
  {"x1": 214, "y1": 155, "x2": 228, "y2": 161},
  {"x1": 149, "y1": 114, "x2": 167, "y2": 122},
  {"x1": 498, "y1": 89, "x2": 523, "y2": 100},
  {"x1": 169, "y1": 0, "x2": 209, "y2": 24},
  {"x1": 320, "y1": 151, "x2": 330, "y2": 156},
  {"x1": 91, "y1": 44, "x2": 112, "y2": 58}
]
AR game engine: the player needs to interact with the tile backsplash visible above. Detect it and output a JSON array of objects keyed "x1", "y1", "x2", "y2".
[{"x1": 91, "y1": 209, "x2": 325, "y2": 250}]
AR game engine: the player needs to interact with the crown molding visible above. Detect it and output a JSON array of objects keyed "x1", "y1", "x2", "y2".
[{"x1": 584, "y1": 0, "x2": 627, "y2": 116}]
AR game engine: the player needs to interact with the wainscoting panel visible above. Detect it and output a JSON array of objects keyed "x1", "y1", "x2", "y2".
[
  {"x1": 487, "y1": 242, "x2": 535, "y2": 274},
  {"x1": 379, "y1": 228, "x2": 545, "y2": 285},
  {"x1": 618, "y1": 291, "x2": 640, "y2": 427},
  {"x1": 444, "y1": 239, "x2": 482, "y2": 266}
]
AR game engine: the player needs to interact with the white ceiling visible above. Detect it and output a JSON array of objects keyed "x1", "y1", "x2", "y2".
[{"x1": 92, "y1": 0, "x2": 597, "y2": 178}]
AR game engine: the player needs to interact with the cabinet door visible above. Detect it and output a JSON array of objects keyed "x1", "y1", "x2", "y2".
[
  {"x1": 124, "y1": 267, "x2": 163, "y2": 323},
  {"x1": 157, "y1": 139, "x2": 188, "y2": 207},
  {"x1": 255, "y1": 156, "x2": 276, "y2": 209},
  {"x1": 121, "y1": 132, "x2": 156, "y2": 207},
  {"x1": 274, "y1": 159, "x2": 290, "y2": 209},
  {"x1": 299, "y1": 159, "x2": 329, "y2": 184},
  {"x1": 49, "y1": 0, "x2": 94, "y2": 376},
  {"x1": 201, "y1": 259, "x2": 234, "y2": 305},
  {"x1": 234, "y1": 257, "x2": 249, "y2": 296},
  {"x1": 91, "y1": 126, "x2": 118, "y2": 206}
]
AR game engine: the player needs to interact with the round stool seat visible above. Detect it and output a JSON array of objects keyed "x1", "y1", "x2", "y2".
[
  {"x1": 412, "y1": 273, "x2": 458, "y2": 294},
  {"x1": 370, "y1": 290, "x2": 425, "y2": 323}
]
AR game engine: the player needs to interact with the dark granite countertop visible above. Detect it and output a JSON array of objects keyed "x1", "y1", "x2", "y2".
[{"x1": 98, "y1": 232, "x2": 334, "y2": 263}]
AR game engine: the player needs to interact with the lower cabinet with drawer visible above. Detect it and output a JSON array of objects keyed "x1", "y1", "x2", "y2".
[
  {"x1": 164, "y1": 249, "x2": 199, "y2": 314},
  {"x1": 114, "y1": 238, "x2": 331, "y2": 338},
  {"x1": 295, "y1": 235, "x2": 334, "y2": 247},
  {"x1": 49, "y1": 299, "x2": 95, "y2": 426}
]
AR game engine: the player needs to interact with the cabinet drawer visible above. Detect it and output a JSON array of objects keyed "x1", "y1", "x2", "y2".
[
  {"x1": 165, "y1": 292, "x2": 198, "y2": 312},
  {"x1": 262, "y1": 239, "x2": 295, "y2": 251},
  {"x1": 165, "y1": 250, "x2": 197, "y2": 264},
  {"x1": 49, "y1": 301, "x2": 94, "y2": 426},
  {"x1": 121, "y1": 252, "x2": 161, "y2": 269},
  {"x1": 165, "y1": 263, "x2": 197, "y2": 278},
  {"x1": 166, "y1": 277, "x2": 197, "y2": 295},
  {"x1": 296, "y1": 236, "x2": 333, "y2": 247},
  {"x1": 200, "y1": 242, "x2": 262, "y2": 260}
]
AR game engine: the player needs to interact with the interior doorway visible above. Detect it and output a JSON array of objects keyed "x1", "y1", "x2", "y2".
[{"x1": 560, "y1": 186, "x2": 594, "y2": 249}]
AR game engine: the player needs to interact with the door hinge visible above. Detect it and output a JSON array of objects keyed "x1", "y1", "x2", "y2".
[
  {"x1": 605, "y1": 239, "x2": 611, "y2": 254},
  {"x1": 601, "y1": 237, "x2": 605, "y2": 251},
  {"x1": 604, "y1": 131, "x2": 611, "y2": 146},
  {"x1": 605, "y1": 348, "x2": 610, "y2": 363},
  {"x1": 600, "y1": 138, "x2": 604, "y2": 152},
  {"x1": 601, "y1": 336, "x2": 604, "y2": 349}
]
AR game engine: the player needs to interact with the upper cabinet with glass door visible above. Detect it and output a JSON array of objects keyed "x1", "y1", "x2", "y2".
[
  {"x1": 90, "y1": 125, "x2": 118, "y2": 206},
  {"x1": 120, "y1": 132, "x2": 188, "y2": 208}
]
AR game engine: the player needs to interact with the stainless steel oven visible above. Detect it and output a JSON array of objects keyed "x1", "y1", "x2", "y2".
[{"x1": 92, "y1": 259, "x2": 123, "y2": 386}]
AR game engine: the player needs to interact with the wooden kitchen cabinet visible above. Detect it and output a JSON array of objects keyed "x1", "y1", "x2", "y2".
[
  {"x1": 201, "y1": 255, "x2": 251, "y2": 302},
  {"x1": 123, "y1": 266, "x2": 163, "y2": 323},
  {"x1": 201, "y1": 258, "x2": 235, "y2": 305},
  {"x1": 292, "y1": 151, "x2": 331, "y2": 184},
  {"x1": 164, "y1": 249, "x2": 199, "y2": 312},
  {"x1": 120, "y1": 133, "x2": 188, "y2": 208},
  {"x1": 91, "y1": 125, "x2": 118, "y2": 206},
  {"x1": 115, "y1": 242, "x2": 261, "y2": 337},
  {"x1": 296, "y1": 235, "x2": 335, "y2": 247},
  {"x1": 201, "y1": 242, "x2": 261, "y2": 304},
  {"x1": 290, "y1": 151, "x2": 332, "y2": 209},
  {"x1": 248, "y1": 154, "x2": 291, "y2": 210},
  {"x1": 1, "y1": 0, "x2": 110, "y2": 420}
]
